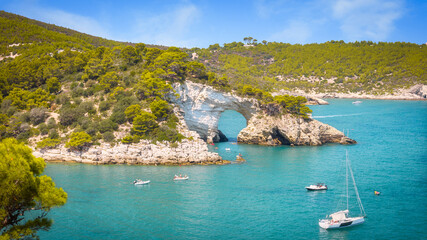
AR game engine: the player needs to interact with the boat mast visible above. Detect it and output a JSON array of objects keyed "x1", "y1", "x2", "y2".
[
  {"x1": 348, "y1": 153, "x2": 366, "y2": 217},
  {"x1": 346, "y1": 150, "x2": 349, "y2": 211}
]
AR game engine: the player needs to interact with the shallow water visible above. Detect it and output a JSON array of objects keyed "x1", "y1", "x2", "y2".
[{"x1": 40, "y1": 99, "x2": 427, "y2": 239}]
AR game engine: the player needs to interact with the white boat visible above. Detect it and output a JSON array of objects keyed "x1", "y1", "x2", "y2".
[
  {"x1": 133, "y1": 179, "x2": 150, "y2": 185},
  {"x1": 352, "y1": 101, "x2": 362, "y2": 104},
  {"x1": 319, "y1": 151, "x2": 366, "y2": 229},
  {"x1": 173, "y1": 175, "x2": 189, "y2": 181},
  {"x1": 225, "y1": 148, "x2": 231, "y2": 151},
  {"x1": 306, "y1": 183, "x2": 328, "y2": 191}
]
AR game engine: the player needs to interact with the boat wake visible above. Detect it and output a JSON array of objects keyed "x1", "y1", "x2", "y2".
[{"x1": 313, "y1": 113, "x2": 362, "y2": 119}]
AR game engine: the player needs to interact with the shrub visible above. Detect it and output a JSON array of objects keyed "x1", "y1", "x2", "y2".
[
  {"x1": 149, "y1": 99, "x2": 171, "y2": 120},
  {"x1": 131, "y1": 111, "x2": 158, "y2": 136},
  {"x1": 79, "y1": 101, "x2": 96, "y2": 115},
  {"x1": 102, "y1": 131, "x2": 115, "y2": 142},
  {"x1": 98, "y1": 101, "x2": 112, "y2": 112},
  {"x1": 18, "y1": 111, "x2": 31, "y2": 123},
  {"x1": 48, "y1": 129, "x2": 60, "y2": 139},
  {"x1": 65, "y1": 132, "x2": 92, "y2": 150},
  {"x1": 46, "y1": 77, "x2": 61, "y2": 93},
  {"x1": 124, "y1": 104, "x2": 142, "y2": 122},
  {"x1": 59, "y1": 107, "x2": 84, "y2": 126},
  {"x1": 153, "y1": 126, "x2": 185, "y2": 143},
  {"x1": 29, "y1": 108, "x2": 48, "y2": 125},
  {"x1": 98, "y1": 119, "x2": 118, "y2": 133},
  {"x1": 36, "y1": 138, "x2": 61, "y2": 149},
  {"x1": 38, "y1": 123, "x2": 49, "y2": 135},
  {"x1": 47, "y1": 118, "x2": 57, "y2": 129}
]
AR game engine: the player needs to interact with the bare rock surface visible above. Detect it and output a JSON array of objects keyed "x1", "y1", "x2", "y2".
[{"x1": 237, "y1": 113, "x2": 355, "y2": 146}]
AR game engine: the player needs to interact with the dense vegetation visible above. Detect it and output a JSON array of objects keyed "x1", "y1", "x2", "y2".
[
  {"x1": 0, "y1": 138, "x2": 67, "y2": 239},
  {"x1": 0, "y1": 11, "x2": 225, "y2": 149},
  {"x1": 188, "y1": 39, "x2": 427, "y2": 95}
]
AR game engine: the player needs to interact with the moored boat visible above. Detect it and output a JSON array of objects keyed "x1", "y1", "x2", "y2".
[
  {"x1": 319, "y1": 151, "x2": 366, "y2": 229},
  {"x1": 352, "y1": 101, "x2": 362, "y2": 104},
  {"x1": 306, "y1": 183, "x2": 328, "y2": 191},
  {"x1": 133, "y1": 179, "x2": 150, "y2": 185},
  {"x1": 173, "y1": 175, "x2": 189, "y2": 181}
]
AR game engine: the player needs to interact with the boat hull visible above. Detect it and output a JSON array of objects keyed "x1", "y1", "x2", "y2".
[
  {"x1": 173, "y1": 177, "x2": 189, "y2": 181},
  {"x1": 319, "y1": 217, "x2": 365, "y2": 229},
  {"x1": 134, "y1": 180, "x2": 150, "y2": 185},
  {"x1": 305, "y1": 187, "x2": 327, "y2": 191}
]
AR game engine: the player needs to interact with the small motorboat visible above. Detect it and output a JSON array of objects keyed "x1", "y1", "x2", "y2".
[
  {"x1": 173, "y1": 175, "x2": 189, "y2": 181},
  {"x1": 133, "y1": 179, "x2": 150, "y2": 185},
  {"x1": 374, "y1": 191, "x2": 381, "y2": 195},
  {"x1": 306, "y1": 183, "x2": 328, "y2": 191},
  {"x1": 352, "y1": 101, "x2": 362, "y2": 104},
  {"x1": 225, "y1": 148, "x2": 231, "y2": 151}
]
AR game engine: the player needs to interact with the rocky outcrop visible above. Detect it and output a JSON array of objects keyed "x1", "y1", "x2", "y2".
[
  {"x1": 408, "y1": 84, "x2": 427, "y2": 99},
  {"x1": 171, "y1": 81, "x2": 259, "y2": 142},
  {"x1": 32, "y1": 107, "x2": 228, "y2": 165},
  {"x1": 237, "y1": 113, "x2": 354, "y2": 146},
  {"x1": 33, "y1": 138, "x2": 228, "y2": 165}
]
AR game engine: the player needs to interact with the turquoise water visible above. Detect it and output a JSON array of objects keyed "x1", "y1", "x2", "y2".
[{"x1": 40, "y1": 100, "x2": 427, "y2": 239}]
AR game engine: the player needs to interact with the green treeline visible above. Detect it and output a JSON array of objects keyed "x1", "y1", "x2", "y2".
[{"x1": 189, "y1": 39, "x2": 427, "y2": 95}]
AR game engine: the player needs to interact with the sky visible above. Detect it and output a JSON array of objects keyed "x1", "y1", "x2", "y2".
[{"x1": 1, "y1": 0, "x2": 426, "y2": 48}]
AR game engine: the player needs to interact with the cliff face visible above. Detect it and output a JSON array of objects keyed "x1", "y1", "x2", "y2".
[
  {"x1": 171, "y1": 81, "x2": 259, "y2": 142},
  {"x1": 238, "y1": 113, "x2": 354, "y2": 146},
  {"x1": 172, "y1": 81, "x2": 355, "y2": 146}
]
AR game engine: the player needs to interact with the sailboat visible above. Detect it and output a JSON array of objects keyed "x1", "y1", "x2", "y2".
[{"x1": 319, "y1": 151, "x2": 366, "y2": 229}]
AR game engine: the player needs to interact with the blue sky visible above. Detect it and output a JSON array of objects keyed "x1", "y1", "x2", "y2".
[{"x1": 1, "y1": 0, "x2": 426, "y2": 48}]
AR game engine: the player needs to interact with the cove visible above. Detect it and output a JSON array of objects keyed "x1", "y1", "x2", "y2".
[{"x1": 40, "y1": 99, "x2": 427, "y2": 239}]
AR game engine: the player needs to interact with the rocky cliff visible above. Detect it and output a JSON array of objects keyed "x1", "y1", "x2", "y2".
[
  {"x1": 171, "y1": 81, "x2": 259, "y2": 142},
  {"x1": 172, "y1": 81, "x2": 355, "y2": 146},
  {"x1": 237, "y1": 113, "x2": 355, "y2": 146}
]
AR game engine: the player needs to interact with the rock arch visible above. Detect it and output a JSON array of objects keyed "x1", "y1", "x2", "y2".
[{"x1": 171, "y1": 81, "x2": 259, "y2": 142}]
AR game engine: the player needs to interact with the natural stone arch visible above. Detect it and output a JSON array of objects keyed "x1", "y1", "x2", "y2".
[
  {"x1": 171, "y1": 81, "x2": 259, "y2": 142},
  {"x1": 217, "y1": 110, "x2": 248, "y2": 142}
]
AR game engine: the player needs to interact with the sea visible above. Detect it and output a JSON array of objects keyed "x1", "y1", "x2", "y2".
[{"x1": 40, "y1": 99, "x2": 427, "y2": 240}]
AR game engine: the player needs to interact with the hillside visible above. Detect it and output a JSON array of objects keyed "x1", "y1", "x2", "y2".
[
  {"x1": 187, "y1": 40, "x2": 427, "y2": 96},
  {"x1": 0, "y1": 11, "x2": 260, "y2": 150},
  {"x1": 0, "y1": 10, "x2": 424, "y2": 153}
]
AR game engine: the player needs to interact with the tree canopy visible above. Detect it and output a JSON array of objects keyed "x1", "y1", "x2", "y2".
[{"x1": 0, "y1": 138, "x2": 67, "y2": 239}]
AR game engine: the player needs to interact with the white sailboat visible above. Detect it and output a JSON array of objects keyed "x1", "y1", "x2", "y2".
[{"x1": 319, "y1": 151, "x2": 366, "y2": 229}]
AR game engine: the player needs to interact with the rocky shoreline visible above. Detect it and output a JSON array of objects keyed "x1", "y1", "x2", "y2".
[
  {"x1": 33, "y1": 138, "x2": 229, "y2": 166},
  {"x1": 275, "y1": 84, "x2": 427, "y2": 103}
]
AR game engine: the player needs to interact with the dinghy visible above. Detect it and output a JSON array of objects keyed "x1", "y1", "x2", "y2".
[
  {"x1": 173, "y1": 175, "x2": 189, "y2": 181},
  {"x1": 133, "y1": 179, "x2": 150, "y2": 185}
]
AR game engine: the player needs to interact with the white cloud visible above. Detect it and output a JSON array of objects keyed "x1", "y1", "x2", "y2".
[
  {"x1": 36, "y1": 9, "x2": 110, "y2": 38},
  {"x1": 5, "y1": 1, "x2": 110, "y2": 39},
  {"x1": 130, "y1": 4, "x2": 201, "y2": 47},
  {"x1": 332, "y1": 0, "x2": 403, "y2": 41},
  {"x1": 270, "y1": 20, "x2": 311, "y2": 43}
]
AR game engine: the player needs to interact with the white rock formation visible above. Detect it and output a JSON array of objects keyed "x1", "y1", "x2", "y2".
[
  {"x1": 237, "y1": 113, "x2": 354, "y2": 146},
  {"x1": 33, "y1": 138, "x2": 225, "y2": 165},
  {"x1": 171, "y1": 81, "x2": 259, "y2": 142}
]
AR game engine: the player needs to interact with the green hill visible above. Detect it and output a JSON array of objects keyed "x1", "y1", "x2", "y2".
[{"x1": 188, "y1": 39, "x2": 427, "y2": 95}]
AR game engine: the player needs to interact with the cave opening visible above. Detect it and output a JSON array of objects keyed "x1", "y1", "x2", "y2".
[
  {"x1": 217, "y1": 110, "x2": 247, "y2": 142},
  {"x1": 271, "y1": 127, "x2": 291, "y2": 145}
]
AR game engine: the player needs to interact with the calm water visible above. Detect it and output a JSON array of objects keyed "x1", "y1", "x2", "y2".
[{"x1": 40, "y1": 99, "x2": 427, "y2": 239}]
